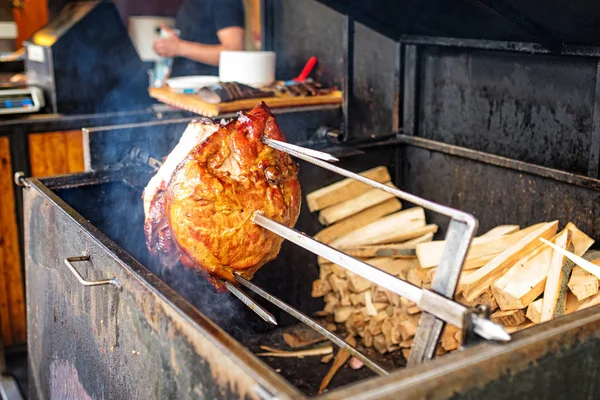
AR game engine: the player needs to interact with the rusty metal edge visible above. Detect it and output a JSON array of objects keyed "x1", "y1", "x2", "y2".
[
  {"x1": 23, "y1": 177, "x2": 304, "y2": 400},
  {"x1": 397, "y1": 34, "x2": 600, "y2": 58},
  {"x1": 397, "y1": 134, "x2": 600, "y2": 191},
  {"x1": 319, "y1": 305, "x2": 600, "y2": 399}
]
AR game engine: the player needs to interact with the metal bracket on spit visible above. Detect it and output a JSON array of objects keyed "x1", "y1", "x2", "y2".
[{"x1": 128, "y1": 148, "x2": 162, "y2": 171}]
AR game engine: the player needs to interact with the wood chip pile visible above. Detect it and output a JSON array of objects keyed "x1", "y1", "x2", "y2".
[{"x1": 308, "y1": 166, "x2": 599, "y2": 359}]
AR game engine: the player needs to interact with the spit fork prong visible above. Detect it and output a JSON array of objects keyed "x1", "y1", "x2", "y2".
[
  {"x1": 234, "y1": 273, "x2": 389, "y2": 376},
  {"x1": 262, "y1": 137, "x2": 340, "y2": 162},
  {"x1": 222, "y1": 280, "x2": 278, "y2": 326}
]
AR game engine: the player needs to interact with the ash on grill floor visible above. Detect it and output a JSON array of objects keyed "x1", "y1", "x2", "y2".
[{"x1": 245, "y1": 322, "x2": 405, "y2": 396}]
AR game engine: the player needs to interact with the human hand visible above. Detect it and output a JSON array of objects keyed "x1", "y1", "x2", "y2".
[{"x1": 153, "y1": 25, "x2": 182, "y2": 58}]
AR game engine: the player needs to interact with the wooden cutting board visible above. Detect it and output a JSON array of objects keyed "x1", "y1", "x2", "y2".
[{"x1": 149, "y1": 87, "x2": 343, "y2": 117}]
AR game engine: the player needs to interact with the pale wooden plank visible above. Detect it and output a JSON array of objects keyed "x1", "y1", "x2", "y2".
[
  {"x1": 330, "y1": 207, "x2": 427, "y2": 248},
  {"x1": 314, "y1": 198, "x2": 401, "y2": 244},
  {"x1": 318, "y1": 183, "x2": 396, "y2": 225},
  {"x1": 540, "y1": 230, "x2": 571, "y2": 322},
  {"x1": 338, "y1": 232, "x2": 434, "y2": 259},
  {"x1": 460, "y1": 221, "x2": 558, "y2": 302},
  {"x1": 490, "y1": 309, "x2": 526, "y2": 327},
  {"x1": 568, "y1": 265, "x2": 599, "y2": 302},
  {"x1": 417, "y1": 223, "x2": 546, "y2": 270},
  {"x1": 478, "y1": 225, "x2": 520, "y2": 239},
  {"x1": 526, "y1": 298, "x2": 543, "y2": 324},
  {"x1": 492, "y1": 223, "x2": 594, "y2": 310},
  {"x1": 306, "y1": 166, "x2": 391, "y2": 212}
]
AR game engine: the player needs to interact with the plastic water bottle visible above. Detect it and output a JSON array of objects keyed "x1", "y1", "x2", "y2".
[{"x1": 150, "y1": 27, "x2": 181, "y2": 88}]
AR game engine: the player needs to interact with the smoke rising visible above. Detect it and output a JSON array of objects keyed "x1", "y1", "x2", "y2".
[{"x1": 61, "y1": 119, "x2": 275, "y2": 343}]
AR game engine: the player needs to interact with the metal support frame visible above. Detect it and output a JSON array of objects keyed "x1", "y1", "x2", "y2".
[
  {"x1": 0, "y1": 376, "x2": 23, "y2": 400},
  {"x1": 409, "y1": 219, "x2": 472, "y2": 364},
  {"x1": 398, "y1": 35, "x2": 600, "y2": 58},
  {"x1": 589, "y1": 60, "x2": 600, "y2": 179},
  {"x1": 342, "y1": 15, "x2": 355, "y2": 139},
  {"x1": 402, "y1": 44, "x2": 418, "y2": 136},
  {"x1": 392, "y1": 41, "x2": 402, "y2": 133},
  {"x1": 461, "y1": 305, "x2": 492, "y2": 348}
]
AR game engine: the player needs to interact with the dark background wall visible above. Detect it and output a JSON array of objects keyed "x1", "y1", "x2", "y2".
[
  {"x1": 267, "y1": 0, "x2": 600, "y2": 178},
  {"x1": 111, "y1": 0, "x2": 183, "y2": 21}
]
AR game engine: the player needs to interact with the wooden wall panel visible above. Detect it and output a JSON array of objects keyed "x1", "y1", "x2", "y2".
[
  {"x1": 0, "y1": 137, "x2": 25, "y2": 346},
  {"x1": 13, "y1": 0, "x2": 49, "y2": 48},
  {"x1": 29, "y1": 130, "x2": 84, "y2": 177}
]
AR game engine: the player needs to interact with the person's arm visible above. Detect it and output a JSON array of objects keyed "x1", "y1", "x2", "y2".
[
  {"x1": 178, "y1": 26, "x2": 244, "y2": 66},
  {"x1": 153, "y1": 25, "x2": 244, "y2": 66},
  {"x1": 153, "y1": 0, "x2": 245, "y2": 66}
]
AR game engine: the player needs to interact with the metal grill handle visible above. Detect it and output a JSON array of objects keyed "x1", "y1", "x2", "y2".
[{"x1": 63, "y1": 256, "x2": 119, "y2": 287}]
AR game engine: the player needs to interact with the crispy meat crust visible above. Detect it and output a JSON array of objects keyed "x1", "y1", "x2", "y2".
[
  {"x1": 163, "y1": 102, "x2": 301, "y2": 283},
  {"x1": 143, "y1": 119, "x2": 219, "y2": 269}
]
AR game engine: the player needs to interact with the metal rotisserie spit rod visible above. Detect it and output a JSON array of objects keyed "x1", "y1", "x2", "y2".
[
  {"x1": 235, "y1": 274, "x2": 389, "y2": 376},
  {"x1": 262, "y1": 138, "x2": 339, "y2": 162},
  {"x1": 252, "y1": 213, "x2": 510, "y2": 342}
]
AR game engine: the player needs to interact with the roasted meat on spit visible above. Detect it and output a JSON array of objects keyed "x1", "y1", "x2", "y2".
[{"x1": 143, "y1": 102, "x2": 301, "y2": 286}]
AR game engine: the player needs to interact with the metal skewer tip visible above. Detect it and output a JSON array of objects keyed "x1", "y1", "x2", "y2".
[
  {"x1": 262, "y1": 137, "x2": 339, "y2": 162},
  {"x1": 473, "y1": 316, "x2": 511, "y2": 342},
  {"x1": 222, "y1": 280, "x2": 278, "y2": 326}
]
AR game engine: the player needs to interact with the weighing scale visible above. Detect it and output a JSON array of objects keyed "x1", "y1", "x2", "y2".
[{"x1": 0, "y1": 86, "x2": 44, "y2": 114}]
